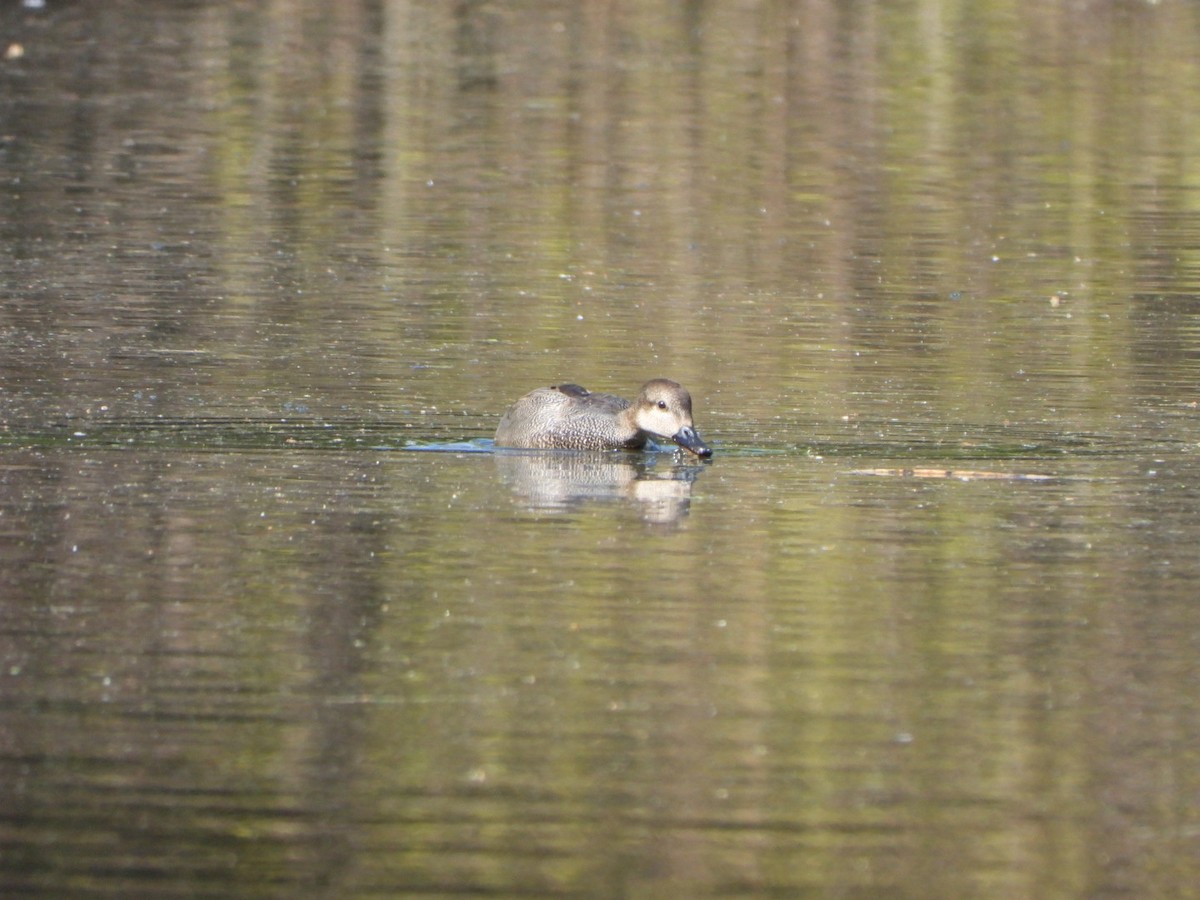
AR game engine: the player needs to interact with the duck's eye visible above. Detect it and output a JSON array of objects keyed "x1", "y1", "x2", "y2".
[{"x1": 657, "y1": 400, "x2": 668, "y2": 410}]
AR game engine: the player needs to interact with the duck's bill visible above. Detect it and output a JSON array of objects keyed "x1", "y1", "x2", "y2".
[{"x1": 672, "y1": 426, "x2": 713, "y2": 458}]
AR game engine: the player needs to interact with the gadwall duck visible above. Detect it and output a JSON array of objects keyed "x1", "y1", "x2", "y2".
[{"x1": 495, "y1": 379, "x2": 713, "y2": 457}]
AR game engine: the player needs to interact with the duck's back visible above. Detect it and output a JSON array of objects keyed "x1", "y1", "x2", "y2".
[{"x1": 494, "y1": 384, "x2": 644, "y2": 451}]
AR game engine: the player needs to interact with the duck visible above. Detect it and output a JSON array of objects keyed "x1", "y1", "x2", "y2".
[{"x1": 494, "y1": 379, "x2": 713, "y2": 457}]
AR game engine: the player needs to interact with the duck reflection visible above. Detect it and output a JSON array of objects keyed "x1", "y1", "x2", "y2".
[{"x1": 493, "y1": 450, "x2": 707, "y2": 524}]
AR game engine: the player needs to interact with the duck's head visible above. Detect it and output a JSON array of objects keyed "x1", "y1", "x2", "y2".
[{"x1": 632, "y1": 379, "x2": 713, "y2": 458}]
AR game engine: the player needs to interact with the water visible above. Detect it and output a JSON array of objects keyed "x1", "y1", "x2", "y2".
[{"x1": 4, "y1": 1, "x2": 1200, "y2": 897}]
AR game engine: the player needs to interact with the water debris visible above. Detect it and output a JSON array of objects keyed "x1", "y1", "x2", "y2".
[{"x1": 849, "y1": 467, "x2": 1054, "y2": 482}]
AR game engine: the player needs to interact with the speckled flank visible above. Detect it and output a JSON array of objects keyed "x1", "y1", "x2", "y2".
[
  {"x1": 494, "y1": 379, "x2": 712, "y2": 457},
  {"x1": 495, "y1": 385, "x2": 642, "y2": 450}
]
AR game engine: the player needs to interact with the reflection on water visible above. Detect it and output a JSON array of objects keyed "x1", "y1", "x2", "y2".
[
  {"x1": 494, "y1": 449, "x2": 706, "y2": 522},
  {"x1": 3, "y1": 0, "x2": 1200, "y2": 896},
  {"x1": 4, "y1": 444, "x2": 1199, "y2": 898}
]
